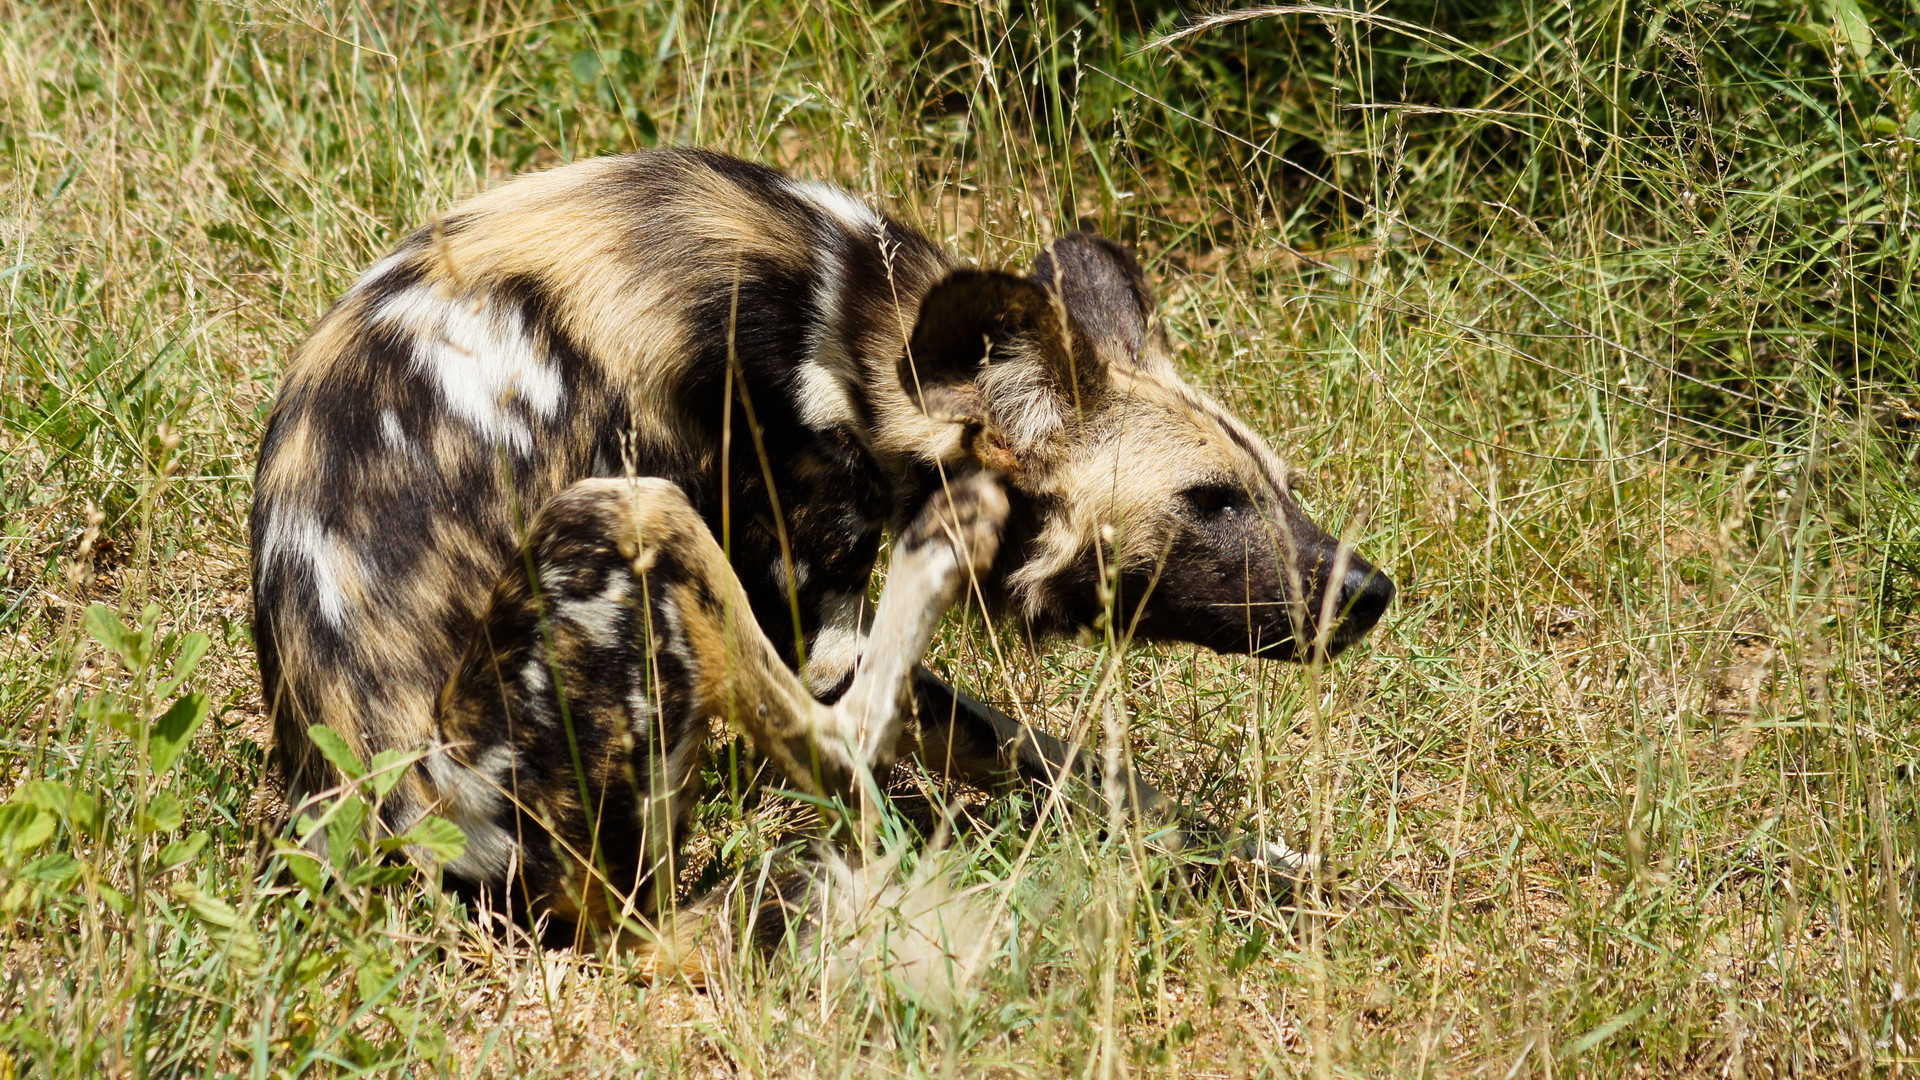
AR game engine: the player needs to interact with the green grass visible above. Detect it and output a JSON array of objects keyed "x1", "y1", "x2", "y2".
[{"x1": 2, "y1": 0, "x2": 1916, "y2": 1075}]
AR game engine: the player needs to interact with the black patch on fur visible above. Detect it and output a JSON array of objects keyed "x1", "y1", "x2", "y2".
[
  {"x1": 677, "y1": 259, "x2": 893, "y2": 664},
  {"x1": 1029, "y1": 232, "x2": 1153, "y2": 364},
  {"x1": 902, "y1": 269, "x2": 1103, "y2": 413}
]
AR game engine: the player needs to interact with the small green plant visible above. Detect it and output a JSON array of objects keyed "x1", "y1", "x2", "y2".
[
  {"x1": 244, "y1": 727, "x2": 467, "y2": 1072},
  {"x1": 0, "y1": 604, "x2": 210, "y2": 920}
]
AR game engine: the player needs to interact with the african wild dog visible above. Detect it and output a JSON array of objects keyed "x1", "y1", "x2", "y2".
[{"x1": 251, "y1": 148, "x2": 1393, "y2": 955}]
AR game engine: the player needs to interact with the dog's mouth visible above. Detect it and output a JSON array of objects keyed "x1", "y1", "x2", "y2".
[
  {"x1": 1192, "y1": 563, "x2": 1396, "y2": 662},
  {"x1": 999, "y1": 515, "x2": 1395, "y2": 661}
]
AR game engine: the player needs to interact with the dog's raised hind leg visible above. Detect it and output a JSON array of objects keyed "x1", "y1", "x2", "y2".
[
  {"x1": 598, "y1": 470, "x2": 1002, "y2": 802},
  {"x1": 826, "y1": 471, "x2": 1006, "y2": 783},
  {"x1": 429, "y1": 473, "x2": 1004, "y2": 936}
]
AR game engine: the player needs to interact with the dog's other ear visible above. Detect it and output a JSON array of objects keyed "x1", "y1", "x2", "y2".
[
  {"x1": 1030, "y1": 233, "x2": 1154, "y2": 367},
  {"x1": 901, "y1": 269, "x2": 1104, "y2": 454}
]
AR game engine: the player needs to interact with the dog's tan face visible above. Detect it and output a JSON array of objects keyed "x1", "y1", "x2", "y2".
[{"x1": 904, "y1": 234, "x2": 1393, "y2": 661}]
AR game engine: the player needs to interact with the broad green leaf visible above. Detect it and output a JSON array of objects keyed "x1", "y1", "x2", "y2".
[
  {"x1": 139, "y1": 790, "x2": 183, "y2": 835},
  {"x1": 158, "y1": 831, "x2": 209, "y2": 869},
  {"x1": 69, "y1": 791, "x2": 104, "y2": 838},
  {"x1": 83, "y1": 604, "x2": 129, "y2": 660},
  {"x1": 93, "y1": 604, "x2": 161, "y2": 672},
  {"x1": 356, "y1": 951, "x2": 397, "y2": 1004},
  {"x1": 20, "y1": 852, "x2": 79, "y2": 886},
  {"x1": 570, "y1": 48, "x2": 601, "y2": 86},
  {"x1": 1784, "y1": 23, "x2": 1825, "y2": 46},
  {"x1": 294, "y1": 949, "x2": 336, "y2": 984},
  {"x1": 172, "y1": 882, "x2": 259, "y2": 971},
  {"x1": 295, "y1": 810, "x2": 325, "y2": 844},
  {"x1": 344, "y1": 863, "x2": 414, "y2": 889},
  {"x1": 15, "y1": 781, "x2": 69, "y2": 816},
  {"x1": 133, "y1": 604, "x2": 161, "y2": 668},
  {"x1": 17, "y1": 781, "x2": 102, "y2": 837},
  {"x1": 294, "y1": 791, "x2": 369, "y2": 857},
  {"x1": 396, "y1": 815, "x2": 467, "y2": 863},
  {"x1": 0, "y1": 806, "x2": 54, "y2": 857},
  {"x1": 327, "y1": 794, "x2": 370, "y2": 867},
  {"x1": 307, "y1": 725, "x2": 365, "y2": 780},
  {"x1": 78, "y1": 694, "x2": 139, "y2": 740},
  {"x1": 171, "y1": 881, "x2": 240, "y2": 929},
  {"x1": 367, "y1": 749, "x2": 412, "y2": 799},
  {"x1": 281, "y1": 848, "x2": 327, "y2": 894},
  {"x1": 157, "y1": 632, "x2": 210, "y2": 698},
  {"x1": 150, "y1": 692, "x2": 210, "y2": 776},
  {"x1": 1824, "y1": 0, "x2": 1873, "y2": 59}
]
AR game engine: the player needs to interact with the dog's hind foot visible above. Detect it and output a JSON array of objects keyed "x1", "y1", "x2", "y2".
[{"x1": 1223, "y1": 835, "x2": 1350, "y2": 896}]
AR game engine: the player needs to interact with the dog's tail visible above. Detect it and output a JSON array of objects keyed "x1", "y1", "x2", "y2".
[{"x1": 629, "y1": 846, "x2": 1001, "y2": 1008}]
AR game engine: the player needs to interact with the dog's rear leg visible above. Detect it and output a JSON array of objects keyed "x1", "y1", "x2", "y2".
[
  {"x1": 434, "y1": 476, "x2": 817, "y2": 941},
  {"x1": 428, "y1": 474, "x2": 999, "y2": 964},
  {"x1": 904, "y1": 670, "x2": 1319, "y2": 879},
  {"x1": 827, "y1": 472, "x2": 1007, "y2": 791}
]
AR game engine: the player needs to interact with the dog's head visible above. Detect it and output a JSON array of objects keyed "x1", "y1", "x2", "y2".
[{"x1": 899, "y1": 233, "x2": 1393, "y2": 661}]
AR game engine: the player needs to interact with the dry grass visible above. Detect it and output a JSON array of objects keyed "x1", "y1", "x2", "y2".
[{"x1": 1, "y1": 0, "x2": 1915, "y2": 1076}]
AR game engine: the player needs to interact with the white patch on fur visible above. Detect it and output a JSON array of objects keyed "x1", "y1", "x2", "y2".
[
  {"x1": 379, "y1": 409, "x2": 408, "y2": 453},
  {"x1": 347, "y1": 250, "x2": 410, "y2": 296},
  {"x1": 1250, "y1": 837, "x2": 1321, "y2": 879},
  {"x1": 258, "y1": 511, "x2": 357, "y2": 628},
  {"x1": 426, "y1": 743, "x2": 520, "y2": 881},
  {"x1": 625, "y1": 681, "x2": 657, "y2": 735},
  {"x1": 1003, "y1": 513, "x2": 1083, "y2": 625},
  {"x1": 770, "y1": 557, "x2": 812, "y2": 596},
  {"x1": 520, "y1": 658, "x2": 549, "y2": 697},
  {"x1": 794, "y1": 238, "x2": 863, "y2": 433},
  {"x1": 784, "y1": 179, "x2": 882, "y2": 235},
  {"x1": 559, "y1": 572, "x2": 632, "y2": 648},
  {"x1": 977, "y1": 339, "x2": 1065, "y2": 450},
  {"x1": 372, "y1": 284, "x2": 564, "y2": 455},
  {"x1": 816, "y1": 846, "x2": 1001, "y2": 1011},
  {"x1": 650, "y1": 590, "x2": 695, "y2": 686},
  {"x1": 794, "y1": 358, "x2": 861, "y2": 433},
  {"x1": 803, "y1": 591, "x2": 869, "y2": 695}
]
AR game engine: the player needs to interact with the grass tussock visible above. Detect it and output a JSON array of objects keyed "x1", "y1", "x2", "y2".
[{"x1": 1, "y1": 0, "x2": 1916, "y2": 1075}]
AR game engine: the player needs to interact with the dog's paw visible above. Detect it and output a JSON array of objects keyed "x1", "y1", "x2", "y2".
[
  {"x1": 899, "y1": 471, "x2": 1008, "y2": 578},
  {"x1": 1230, "y1": 835, "x2": 1342, "y2": 887}
]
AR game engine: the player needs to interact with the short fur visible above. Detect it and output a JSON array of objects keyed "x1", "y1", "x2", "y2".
[{"x1": 252, "y1": 148, "x2": 1393, "y2": 957}]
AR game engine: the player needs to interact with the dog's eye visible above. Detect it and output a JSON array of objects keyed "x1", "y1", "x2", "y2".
[{"x1": 1182, "y1": 483, "x2": 1244, "y2": 518}]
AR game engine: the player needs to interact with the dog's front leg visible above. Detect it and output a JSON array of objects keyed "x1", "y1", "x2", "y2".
[{"x1": 904, "y1": 669, "x2": 1319, "y2": 879}]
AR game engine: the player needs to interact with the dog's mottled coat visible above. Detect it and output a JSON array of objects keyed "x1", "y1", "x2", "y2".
[{"x1": 252, "y1": 148, "x2": 1393, "y2": 947}]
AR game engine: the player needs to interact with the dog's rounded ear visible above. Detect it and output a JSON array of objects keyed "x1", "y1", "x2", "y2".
[
  {"x1": 901, "y1": 268, "x2": 1105, "y2": 454},
  {"x1": 1030, "y1": 233, "x2": 1154, "y2": 366},
  {"x1": 900, "y1": 270, "x2": 1065, "y2": 401}
]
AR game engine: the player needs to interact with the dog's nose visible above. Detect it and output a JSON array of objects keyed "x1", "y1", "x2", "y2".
[{"x1": 1336, "y1": 562, "x2": 1394, "y2": 639}]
